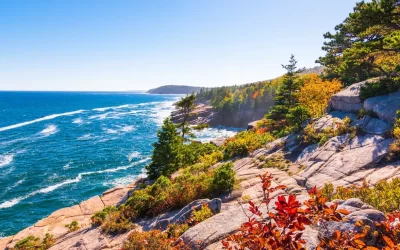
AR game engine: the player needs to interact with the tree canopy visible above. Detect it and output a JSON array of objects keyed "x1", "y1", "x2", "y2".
[{"x1": 317, "y1": 0, "x2": 400, "y2": 85}]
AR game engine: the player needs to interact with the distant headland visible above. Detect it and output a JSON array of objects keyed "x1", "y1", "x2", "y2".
[{"x1": 146, "y1": 85, "x2": 203, "y2": 94}]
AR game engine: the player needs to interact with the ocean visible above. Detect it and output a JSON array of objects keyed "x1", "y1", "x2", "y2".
[{"x1": 0, "y1": 91, "x2": 239, "y2": 237}]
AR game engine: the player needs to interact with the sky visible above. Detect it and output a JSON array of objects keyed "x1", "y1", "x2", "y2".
[{"x1": 0, "y1": 0, "x2": 359, "y2": 91}]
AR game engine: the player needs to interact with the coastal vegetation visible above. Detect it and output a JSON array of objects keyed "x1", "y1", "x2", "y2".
[
  {"x1": 7, "y1": 0, "x2": 400, "y2": 249},
  {"x1": 389, "y1": 110, "x2": 400, "y2": 161},
  {"x1": 223, "y1": 174, "x2": 400, "y2": 250},
  {"x1": 322, "y1": 178, "x2": 400, "y2": 213},
  {"x1": 317, "y1": 0, "x2": 400, "y2": 86},
  {"x1": 13, "y1": 234, "x2": 54, "y2": 250}
]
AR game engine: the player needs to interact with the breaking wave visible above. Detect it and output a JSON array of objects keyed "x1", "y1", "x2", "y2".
[
  {"x1": 0, "y1": 154, "x2": 14, "y2": 168},
  {"x1": 39, "y1": 125, "x2": 58, "y2": 137},
  {"x1": 0, "y1": 110, "x2": 85, "y2": 132},
  {"x1": 0, "y1": 158, "x2": 150, "y2": 209}
]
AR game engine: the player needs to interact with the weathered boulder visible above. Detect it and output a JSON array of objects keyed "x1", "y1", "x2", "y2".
[
  {"x1": 364, "y1": 91, "x2": 400, "y2": 123},
  {"x1": 352, "y1": 115, "x2": 393, "y2": 135},
  {"x1": 318, "y1": 199, "x2": 386, "y2": 247},
  {"x1": 299, "y1": 134, "x2": 394, "y2": 189},
  {"x1": 313, "y1": 111, "x2": 357, "y2": 132},
  {"x1": 154, "y1": 198, "x2": 222, "y2": 230},
  {"x1": 330, "y1": 80, "x2": 367, "y2": 112}
]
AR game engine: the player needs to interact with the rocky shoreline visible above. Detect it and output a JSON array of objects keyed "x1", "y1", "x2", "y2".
[
  {"x1": 171, "y1": 101, "x2": 269, "y2": 128},
  {"x1": 2, "y1": 80, "x2": 400, "y2": 249},
  {"x1": 0, "y1": 180, "x2": 145, "y2": 249}
]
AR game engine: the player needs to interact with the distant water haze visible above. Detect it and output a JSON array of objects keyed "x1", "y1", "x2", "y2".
[{"x1": 0, "y1": 91, "x2": 239, "y2": 237}]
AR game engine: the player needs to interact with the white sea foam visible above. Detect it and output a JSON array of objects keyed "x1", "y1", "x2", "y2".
[
  {"x1": 77, "y1": 134, "x2": 93, "y2": 140},
  {"x1": 104, "y1": 128, "x2": 118, "y2": 134},
  {"x1": 0, "y1": 198, "x2": 21, "y2": 209},
  {"x1": 0, "y1": 158, "x2": 150, "y2": 209},
  {"x1": 39, "y1": 125, "x2": 58, "y2": 137},
  {"x1": 63, "y1": 162, "x2": 72, "y2": 169},
  {"x1": 0, "y1": 110, "x2": 85, "y2": 132},
  {"x1": 120, "y1": 125, "x2": 135, "y2": 133},
  {"x1": 105, "y1": 169, "x2": 147, "y2": 187},
  {"x1": 128, "y1": 151, "x2": 141, "y2": 162},
  {"x1": 89, "y1": 113, "x2": 110, "y2": 120},
  {"x1": 0, "y1": 154, "x2": 14, "y2": 168},
  {"x1": 92, "y1": 104, "x2": 137, "y2": 112},
  {"x1": 192, "y1": 127, "x2": 241, "y2": 143},
  {"x1": 72, "y1": 118, "x2": 83, "y2": 124},
  {"x1": 4, "y1": 178, "x2": 25, "y2": 193}
]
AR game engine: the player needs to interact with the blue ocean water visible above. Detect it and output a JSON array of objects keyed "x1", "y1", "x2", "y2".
[{"x1": 0, "y1": 91, "x2": 239, "y2": 237}]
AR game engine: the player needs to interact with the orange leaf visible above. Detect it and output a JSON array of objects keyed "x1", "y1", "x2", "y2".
[
  {"x1": 383, "y1": 236, "x2": 395, "y2": 248},
  {"x1": 337, "y1": 209, "x2": 350, "y2": 215},
  {"x1": 354, "y1": 233, "x2": 366, "y2": 240},
  {"x1": 354, "y1": 239, "x2": 366, "y2": 247}
]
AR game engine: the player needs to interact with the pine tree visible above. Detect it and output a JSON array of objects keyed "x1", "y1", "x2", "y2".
[
  {"x1": 175, "y1": 93, "x2": 196, "y2": 139},
  {"x1": 317, "y1": 0, "x2": 400, "y2": 85},
  {"x1": 145, "y1": 118, "x2": 182, "y2": 179},
  {"x1": 266, "y1": 55, "x2": 304, "y2": 121}
]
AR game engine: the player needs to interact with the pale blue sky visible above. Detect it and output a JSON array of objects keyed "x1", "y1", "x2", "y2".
[{"x1": 0, "y1": 1, "x2": 359, "y2": 91}]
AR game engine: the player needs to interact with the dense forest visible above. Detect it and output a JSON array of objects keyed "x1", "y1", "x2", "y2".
[
  {"x1": 195, "y1": 66, "x2": 325, "y2": 127},
  {"x1": 195, "y1": 78, "x2": 278, "y2": 126}
]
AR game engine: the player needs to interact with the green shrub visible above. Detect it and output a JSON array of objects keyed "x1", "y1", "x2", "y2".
[
  {"x1": 91, "y1": 206, "x2": 118, "y2": 226},
  {"x1": 223, "y1": 130, "x2": 274, "y2": 159},
  {"x1": 65, "y1": 221, "x2": 79, "y2": 232},
  {"x1": 302, "y1": 116, "x2": 356, "y2": 146},
  {"x1": 122, "y1": 223, "x2": 189, "y2": 250},
  {"x1": 192, "y1": 123, "x2": 210, "y2": 130},
  {"x1": 191, "y1": 204, "x2": 213, "y2": 224},
  {"x1": 360, "y1": 78, "x2": 400, "y2": 100},
  {"x1": 322, "y1": 178, "x2": 400, "y2": 213},
  {"x1": 178, "y1": 142, "x2": 220, "y2": 169},
  {"x1": 125, "y1": 162, "x2": 235, "y2": 218},
  {"x1": 388, "y1": 110, "x2": 400, "y2": 161},
  {"x1": 260, "y1": 154, "x2": 289, "y2": 171},
  {"x1": 100, "y1": 210, "x2": 134, "y2": 234},
  {"x1": 286, "y1": 105, "x2": 311, "y2": 131},
  {"x1": 211, "y1": 162, "x2": 235, "y2": 193},
  {"x1": 14, "y1": 234, "x2": 55, "y2": 250}
]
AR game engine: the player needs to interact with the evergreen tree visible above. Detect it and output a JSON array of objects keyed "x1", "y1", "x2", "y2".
[
  {"x1": 317, "y1": 0, "x2": 400, "y2": 85},
  {"x1": 175, "y1": 93, "x2": 196, "y2": 139},
  {"x1": 266, "y1": 55, "x2": 304, "y2": 121},
  {"x1": 145, "y1": 118, "x2": 182, "y2": 179}
]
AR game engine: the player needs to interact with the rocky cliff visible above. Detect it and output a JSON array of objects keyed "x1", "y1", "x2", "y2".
[
  {"x1": 2, "y1": 80, "x2": 400, "y2": 250},
  {"x1": 171, "y1": 102, "x2": 270, "y2": 128}
]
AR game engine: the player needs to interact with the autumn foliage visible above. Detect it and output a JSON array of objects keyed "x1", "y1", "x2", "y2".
[
  {"x1": 298, "y1": 73, "x2": 343, "y2": 118},
  {"x1": 222, "y1": 172, "x2": 400, "y2": 250}
]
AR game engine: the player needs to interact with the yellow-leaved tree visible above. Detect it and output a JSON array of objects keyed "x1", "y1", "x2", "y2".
[{"x1": 298, "y1": 73, "x2": 342, "y2": 118}]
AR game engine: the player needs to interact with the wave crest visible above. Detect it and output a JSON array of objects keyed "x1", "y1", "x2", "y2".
[
  {"x1": 0, "y1": 110, "x2": 85, "y2": 132},
  {"x1": 0, "y1": 154, "x2": 14, "y2": 168},
  {"x1": 39, "y1": 125, "x2": 58, "y2": 137},
  {"x1": 0, "y1": 158, "x2": 150, "y2": 209}
]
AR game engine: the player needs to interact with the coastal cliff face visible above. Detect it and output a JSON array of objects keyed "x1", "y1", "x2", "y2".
[
  {"x1": 171, "y1": 102, "x2": 272, "y2": 128},
  {"x1": 2, "y1": 80, "x2": 400, "y2": 250}
]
